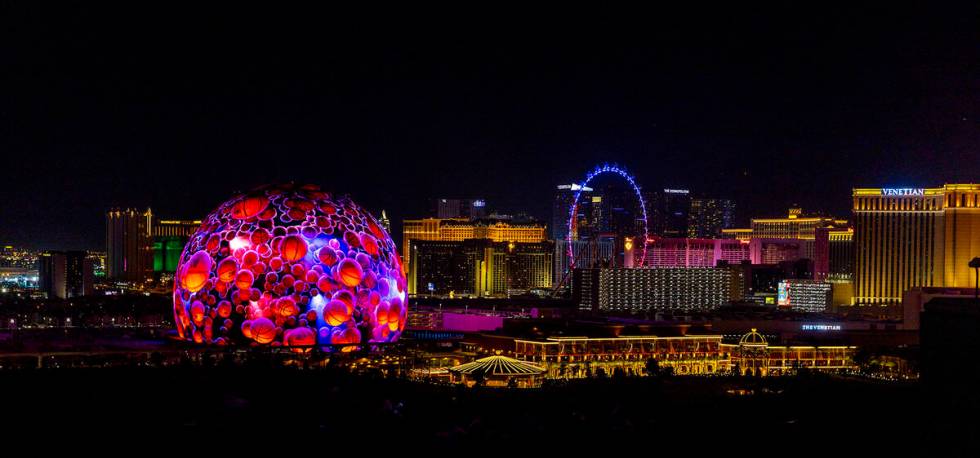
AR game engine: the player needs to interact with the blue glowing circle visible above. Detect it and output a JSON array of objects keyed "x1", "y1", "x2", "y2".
[{"x1": 566, "y1": 164, "x2": 649, "y2": 267}]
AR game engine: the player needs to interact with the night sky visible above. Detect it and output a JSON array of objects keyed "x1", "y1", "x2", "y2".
[{"x1": 1, "y1": 4, "x2": 978, "y2": 250}]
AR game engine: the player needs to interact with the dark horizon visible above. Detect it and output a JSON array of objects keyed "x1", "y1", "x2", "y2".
[{"x1": 2, "y1": 4, "x2": 978, "y2": 250}]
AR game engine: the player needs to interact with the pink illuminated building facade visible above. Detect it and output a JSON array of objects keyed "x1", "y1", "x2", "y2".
[
  {"x1": 642, "y1": 237, "x2": 834, "y2": 283},
  {"x1": 643, "y1": 238, "x2": 750, "y2": 267}
]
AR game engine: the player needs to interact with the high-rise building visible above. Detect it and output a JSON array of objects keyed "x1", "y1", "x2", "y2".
[
  {"x1": 491, "y1": 241, "x2": 554, "y2": 296},
  {"x1": 752, "y1": 208, "x2": 848, "y2": 240},
  {"x1": 721, "y1": 208, "x2": 851, "y2": 284},
  {"x1": 408, "y1": 239, "x2": 553, "y2": 297},
  {"x1": 573, "y1": 266, "x2": 740, "y2": 312},
  {"x1": 38, "y1": 251, "x2": 93, "y2": 299},
  {"x1": 106, "y1": 208, "x2": 153, "y2": 282},
  {"x1": 431, "y1": 198, "x2": 487, "y2": 219},
  {"x1": 590, "y1": 181, "x2": 645, "y2": 241},
  {"x1": 651, "y1": 189, "x2": 691, "y2": 237},
  {"x1": 853, "y1": 185, "x2": 980, "y2": 305},
  {"x1": 553, "y1": 238, "x2": 615, "y2": 288},
  {"x1": 152, "y1": 219, "x2": 199, "y2": 238},
  {"x1": 643, "y1": 238, "x2": 750, "y2": 268},
  {"x1": 826, "y1": 228, "x2": 854, "y2": 281},
  {"x1": 941, "y1": 185, "x2": 980, "y2": 288},
  {"x1": 379, "y1": 210, "x2": 391, "y2": 234},
  {"x1": 853, "y1": 187, "x2": 943, "y2": 305},
  {"x1": 723, "y1": 208, "x2": 848, "y2": 241},
  {"x1": 737, "y1": 259, "x2": 815, "y2": 295},
  {"x1": 0, "y1": 245, "x2": 39, "y2": 269},
  {"x1": 688, "y1": 198, "x2": 736, "y2": 238},
  {"x1": 151, "y1": 219, "x2": 200, "y2": 273},
  {"x1": 777, "y1": 279, "x2": 832, "y2": 312},
  {"x1": 552, "y1": 184, "x2": 592, "y2": 240},
  {"x1": 749, "y1": 238, "x2": 804, "y2": 265},
  {"x1": 402, "y1": 217, "x2": 547, "y2": 275},
  {"x1": 408, "y1": 240, "x2": 481, "y2": 296},
  {"x1": 551, "y1": 183, "x2": 601, "y2": 240},
  {"x1": 720, "y1": 228, "x2": 753, "y2": 241},
  {"x1": 86, "y1": 251, "x2": 107, "y2": 278}
]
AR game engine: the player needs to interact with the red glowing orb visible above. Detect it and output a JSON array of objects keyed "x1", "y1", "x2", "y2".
[{"x1": 173, "y1": 183, "x2": 406, "y2": 347}]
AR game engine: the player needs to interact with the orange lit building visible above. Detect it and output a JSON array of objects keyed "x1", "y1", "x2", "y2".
[
  {"x1": 407, "y1": 239, "x2": 553, "y2": 297},
  {"x1": 722, "y1": 208, "x2": 852, "y2": 299},
  {"x1": 402, "y1": 218, "x2": 547, "y2": 268},
  {"x1": 723, "y1": 208, "x2": 849, "y2": 241},
  {"x1": 853, "y1": 185, "x2": 980, "y2": 305}
]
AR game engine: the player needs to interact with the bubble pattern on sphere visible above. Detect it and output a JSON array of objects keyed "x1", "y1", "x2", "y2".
[{"x1": 173, "y1": 183, "x2": 407, "y2": 350}]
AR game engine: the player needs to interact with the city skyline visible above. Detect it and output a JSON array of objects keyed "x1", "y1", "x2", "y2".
[
  {"x1": 2, "y1": 5, "x2": 978, "y2": 250},
  {"x1": 1, "y1": 5, "x2": 978, "y2": 450}
]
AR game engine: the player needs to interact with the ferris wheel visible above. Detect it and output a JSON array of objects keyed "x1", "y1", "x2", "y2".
[{"x1": 565, "y1": 163, "x2": 649, "y2": 268}]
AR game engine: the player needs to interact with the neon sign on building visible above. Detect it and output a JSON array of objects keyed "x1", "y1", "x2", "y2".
[
  {"x1": 881, "y1": 188, "x2": 924, "y2": 196},
  {"x1": 801, "y1": 324, "x2": 841, "y2": 331}
]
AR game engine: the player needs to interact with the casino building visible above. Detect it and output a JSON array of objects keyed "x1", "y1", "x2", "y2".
[
  {"x1": 572, "y1": 266, "x2": 741, "y2": 311},
  {"x1": 151, "y1": 219, "x2": 201, "y2": 274},
  {"x1": 777, "y1": 279, "x2": 832, "y2": 312},
  {"x1": 853, "y1": 185, "x2": 980, "y2": 305},
  {"x1": 721, "y1": 209, "x2": 853, "y2": 299},
  {"x1": 553, "y1": 238, "x2": 614, "y2": 288},
  {"x1": 408, "y1": 239, "x2": 553, "y2": 297},
  {"x1": 642, "y1": 238, "x2": 750, "y2": 268},
  {"x1": 723, "y1": 208, "x2": 849, "y2": 241},
  {"x1": 402, "y1": 217, "x2": 547, "y2": 275},
  {"x1": 514, "y1": 330, "x2": 857, "y2": 378},
  {"x1": 106, "y1": 208, "x2": 153, "y2": 281}
]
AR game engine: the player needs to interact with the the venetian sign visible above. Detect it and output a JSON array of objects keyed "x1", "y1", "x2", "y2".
[{"x1": 881, "y1": 188, "x2": 924, "y2": 196}]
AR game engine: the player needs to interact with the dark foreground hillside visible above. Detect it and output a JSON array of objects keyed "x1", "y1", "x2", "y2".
[{"x1": 1, "y1": 367, "x2": 974, "y2": 455}]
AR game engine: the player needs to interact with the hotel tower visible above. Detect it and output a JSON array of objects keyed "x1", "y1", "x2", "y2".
[{"x1": 853, "y1": 185, "x2": 980, "y2": 305}]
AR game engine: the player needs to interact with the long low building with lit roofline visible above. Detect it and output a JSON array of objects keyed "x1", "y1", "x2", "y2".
[{"x1": 514, "y1": 330, "x2": 857, "y2": 378}]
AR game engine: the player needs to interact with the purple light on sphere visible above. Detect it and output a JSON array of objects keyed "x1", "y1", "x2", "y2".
[{"x1": 173, "y1": 183, "x2": 407, "y2": 349}]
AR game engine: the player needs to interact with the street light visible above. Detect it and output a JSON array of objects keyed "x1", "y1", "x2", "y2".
[{"x1": 969, "y1": 257, "x2": 980, "y2": 301}]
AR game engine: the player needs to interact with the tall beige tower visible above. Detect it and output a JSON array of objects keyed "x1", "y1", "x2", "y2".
[
  {"x1": 852, "y1": 188, "x2": 945, "y2": 305},
  {"x1": 852, "y1": 185, "x2": 980, "y2": 305},
  {"x1": 942, "y1": 184, "x2": 980, "y2": 288}
]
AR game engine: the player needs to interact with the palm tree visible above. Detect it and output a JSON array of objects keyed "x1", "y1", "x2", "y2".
[{"x1": 970, "y1": 257, "x2": 980, "y2": 301}]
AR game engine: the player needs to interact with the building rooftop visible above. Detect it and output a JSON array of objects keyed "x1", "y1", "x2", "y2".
[
  {"x1": 739, "y1": 328, "x2": 768, "y2": 346},
  {"x1": 448, "y1": 355, "x2": 545, "y2": 376}
]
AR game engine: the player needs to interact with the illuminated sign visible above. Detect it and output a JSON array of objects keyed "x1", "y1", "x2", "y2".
[
  {"x1": 472, "y1": 200, "x2": 485, "y2": 207},
  {"x1": 801, "y1": 324, "x2": 841, "y2": 331},
  {"x1": 777, "y1": 281, "x2": 790, "y2": 306},
  {"x1": 664, "y1": 189, "x2": 689, "y2": 194},
  {"x1": 557, "y1": 184, "x2": 594, "y2": 192},
  {"x1": 881, "y1": 188, "x2": 924, "y2": 196}
]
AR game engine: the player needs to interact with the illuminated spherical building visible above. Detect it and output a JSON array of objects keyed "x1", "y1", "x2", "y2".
[{"x1": 172, "y1": 183, "x2": 407, "y2": 348}]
